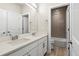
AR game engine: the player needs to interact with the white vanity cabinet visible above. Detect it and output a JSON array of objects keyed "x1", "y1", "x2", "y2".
[
  {"x1": 26, "y1": 36, "x2": 47, "y2": 56},
  {"x1": 7, "y1": 36, "x2": 47, "y2": 56},
  {"x1": 38, "y1": 37, "x2": 47, "y2": 56}
]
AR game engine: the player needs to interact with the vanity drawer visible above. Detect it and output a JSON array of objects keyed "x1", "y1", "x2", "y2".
[{"x1": 8, "y1": 46, "x2": 28, "y2": 56}]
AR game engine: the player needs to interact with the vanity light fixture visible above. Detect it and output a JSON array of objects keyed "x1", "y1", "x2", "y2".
[
  {"x1": 25, "y1": 3, "x2": 38, "y2": 9},
  {"x1": 31, "y1": 3, "x2": 37, "y2": 9}
]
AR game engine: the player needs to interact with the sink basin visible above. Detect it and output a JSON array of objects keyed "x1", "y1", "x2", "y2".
[
  {"x1": 7, "y1": 38, "x2": 30, "y2": 46},
  {"x1": 32, "y1": 33, "x2": 39, "y2": 36}
]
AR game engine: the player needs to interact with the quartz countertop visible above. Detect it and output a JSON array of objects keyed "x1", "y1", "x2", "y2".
[{"x1": 0, "y1": 32, "x2": 48, "y2": 56}]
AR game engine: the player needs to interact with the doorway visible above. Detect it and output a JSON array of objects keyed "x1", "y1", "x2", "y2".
[
  {"x1": 22, "y1": 14, "x2": 29, "y2": 34},
  {"x1": 50, "y1": 5, "x2": 69, "y2": 56},
  {"x1": 51, "y1": 6, "x2": 67, "y2": 38}
]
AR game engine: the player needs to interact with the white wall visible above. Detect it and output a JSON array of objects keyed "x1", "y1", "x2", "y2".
[
  {"x1": 70, "y1": 3, "x2": 79, "y2": 56},
  {"x1": 71, "y1": 3, "x2": 79, "y2": 42}
]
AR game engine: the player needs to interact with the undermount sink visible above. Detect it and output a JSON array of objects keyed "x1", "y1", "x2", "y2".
[
  {"x1": 7, "y1": 38, "x2": 30, "y2": 46},
  {"x1": 32, "y1": 33, "x2": 39, "y2": 36}
]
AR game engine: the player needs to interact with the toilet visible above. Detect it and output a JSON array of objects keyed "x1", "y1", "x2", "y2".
[{"x1": 54, "y1": 38, "x2": 67, "y2": 47}]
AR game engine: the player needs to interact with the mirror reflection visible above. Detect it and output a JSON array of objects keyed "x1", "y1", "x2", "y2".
[{"x1": 0, "y1": 3, "x2": 38, "y2": 37}]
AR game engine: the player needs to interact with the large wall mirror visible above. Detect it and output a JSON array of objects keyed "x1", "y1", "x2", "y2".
[{"x1": 0, "y1": 3, "x2": 38, "y2": 37}]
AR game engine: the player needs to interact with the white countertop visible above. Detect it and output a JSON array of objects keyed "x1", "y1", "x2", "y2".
[{"x1": 0, "y1": 32, "x2": 48, "y2": 56}]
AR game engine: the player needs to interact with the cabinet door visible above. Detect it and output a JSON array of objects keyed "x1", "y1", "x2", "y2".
[
  {"x1": 43, "y1": 40, "x2": 47, "y2": 55},
  {"x1": 38, "y1": 43, "x2": 43, "y2": 56},
  {"x1": 39, "y1": 40, "x2": 47, "y2": 56},
  {"x1": 27, "y1": 47, "x2": 38, "y2": 56}
]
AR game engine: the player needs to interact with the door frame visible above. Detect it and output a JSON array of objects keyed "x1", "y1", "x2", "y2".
[
  {"x1": 48, "y1": 3, "x2": 70, "y2": 55},
  {"x1": 21, "y1": 12, "x2": 30, "y2": 33}
]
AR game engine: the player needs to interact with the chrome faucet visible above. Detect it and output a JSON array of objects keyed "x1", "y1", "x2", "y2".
[
  {"x1": 32, "y1": 32, "x2": 36, "y2": 36},
  {"x1": 7, "y1": 31, "x2": 18, "y2": 40},
  {"x1": 12, "y1": 35, "x2": 18, "y2": 40}
]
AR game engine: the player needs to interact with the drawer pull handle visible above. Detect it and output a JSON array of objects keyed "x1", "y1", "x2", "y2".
[{"x1": 43, "y1": 43, "x2": 45, "y2": 48}]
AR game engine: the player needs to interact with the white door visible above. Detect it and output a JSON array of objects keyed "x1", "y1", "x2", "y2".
[
  {"x1": 70, "y1": 3, "x2": 79, "y2": 56},
  {"x1": 22, "y1": 16, "x2": 28, "y2": 34}
]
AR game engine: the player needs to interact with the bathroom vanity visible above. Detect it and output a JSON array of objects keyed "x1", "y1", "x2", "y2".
[
  {"x1": 0, "y1": 8, "x2": 48, "y2": 56},
  {"x1": 0, "y1": 33, "x2": 48, "y2": 56}
]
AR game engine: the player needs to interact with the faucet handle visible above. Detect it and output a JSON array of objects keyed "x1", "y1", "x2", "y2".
[
  {"x1": 2, "y1": 32, "x2": 5, "y2": 34},
  {"x1": 8, "y1": 31, "x2": 10, "y2": 33}
]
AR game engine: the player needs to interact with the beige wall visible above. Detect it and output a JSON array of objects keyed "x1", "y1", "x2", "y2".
[{"x1": 0, "y1": 3, "x2": 22, "y2": 13}]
